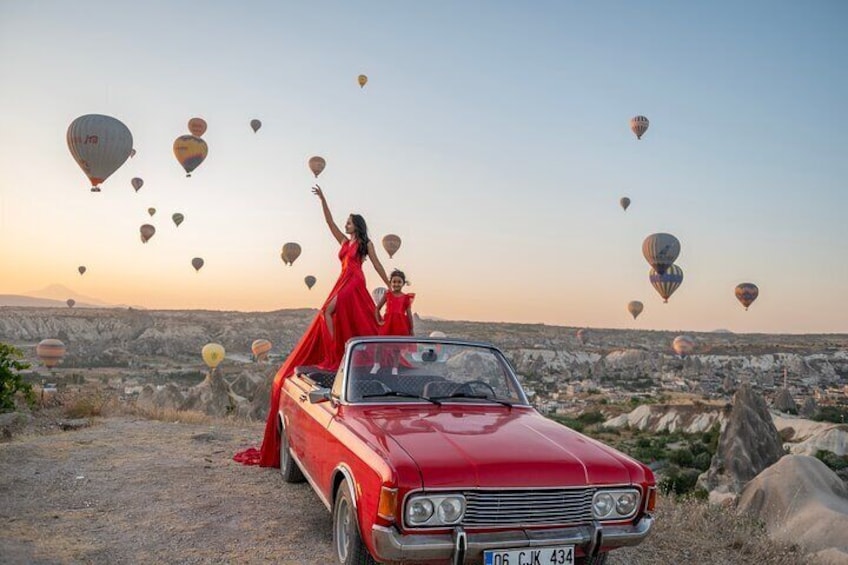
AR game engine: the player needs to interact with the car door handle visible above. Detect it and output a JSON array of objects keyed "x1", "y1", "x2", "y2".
[{"x1": 299, "y1": 394, "x2": 307, "y2": 402}]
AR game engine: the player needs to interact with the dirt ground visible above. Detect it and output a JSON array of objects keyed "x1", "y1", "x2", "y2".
[{"x1": 1, "y1": 415, "x2": 803, "y2": 565}]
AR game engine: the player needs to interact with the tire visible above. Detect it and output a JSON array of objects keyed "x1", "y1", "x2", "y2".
[
  {"x1": 333, "y1": 479, "x2": 378, "y2": 565},
  {"x1": 577, "y1": 553, "x2": 608, "y2": 565},
  {"x1": 279, "y1": 418, "x2": 305, "y2": 483}
]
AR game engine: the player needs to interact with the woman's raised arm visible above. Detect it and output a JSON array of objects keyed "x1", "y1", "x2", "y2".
[
  {"x1": 367, "y1": 241, "x2": 391, "y2": 287},
  {"x1": 312, "y1": 185, "x2": 345, "y2": 244}
]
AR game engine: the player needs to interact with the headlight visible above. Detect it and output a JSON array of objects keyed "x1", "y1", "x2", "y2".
[
  {"x1": 592, "y1": 488, "x2": 641, "y2": 520},
  {"x1": 406, "y1": 498, "x2": 434, "y2": 525},
  {"x1": 405, "y1": 494, "x2": 465, "y2": 527}
]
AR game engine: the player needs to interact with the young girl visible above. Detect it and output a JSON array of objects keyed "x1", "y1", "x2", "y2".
[{"x1": 373, "y1": 269, "x2": 415, "y2": 374}]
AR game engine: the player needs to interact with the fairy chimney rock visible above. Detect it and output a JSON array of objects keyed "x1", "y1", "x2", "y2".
[
  {"x1": 698, "y1": 383, "x2": 785, "y2": 498},
  {"x1": 773, "y1": 388, "x2": 797, "y2": 414}
]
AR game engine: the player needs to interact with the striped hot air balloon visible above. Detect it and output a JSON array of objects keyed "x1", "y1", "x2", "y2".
[
  {"x1": 735, "y1": 283, "x2": 759, "y2": 311},
  {"x1": 172, "y1": 213, "x2": 184, "y2": 227},
  {"x1": 372, "y1": 286, "x2": 387, "y2": 305},
  {"x1": 649, "y1": 264, "x2": 684, "y2": 303},
  {"x1": 251, "y1": 339, "x2": 272, "y2": 362},
  {"x1": 67, "y1": 114, "x2": 133, "y2": 192},
  {"x1": 173, "y1": 135, "x2": 208, "y2": 177},
  {"x1": 281, "y1": 243, "x2": 302, "y2": 266},
  {"x1": 642, "y1": 233, "x2": 680, "y2": 275},
  {"x1": 36, "y1": 339, "x2": 66, "y2": 369},
  {"x1": 630, "y1": 115, "x2": 649, "y2": 140},
  {"x1": 382, "y1": 234, "x2": 402, "y2": 258}
]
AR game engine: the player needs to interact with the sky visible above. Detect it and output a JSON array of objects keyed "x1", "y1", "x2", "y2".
[{"x1": 1, "y1": 1, "x2": 846, "y2": 334}]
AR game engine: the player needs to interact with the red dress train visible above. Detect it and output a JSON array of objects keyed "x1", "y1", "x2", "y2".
[{"x1": 234, "y1": 239, "x2": 378, "y2": 467}]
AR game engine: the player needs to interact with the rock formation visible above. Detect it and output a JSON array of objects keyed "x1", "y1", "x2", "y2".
[
  {"x1": 772, "y1": 387, "x2": 797, "y2": 413},
  {"x1": 181, "y1": 370, "x2": 244, "y2": 418},
  {"x1": 800, "y1": 396, "x2": 817, "y2": 417},
  {"x1": 737, "y1": 455, "x2": 848, "y2": 561},
  {"x1": 697, "y1": 384, "x2": 785, "y2": 500}
]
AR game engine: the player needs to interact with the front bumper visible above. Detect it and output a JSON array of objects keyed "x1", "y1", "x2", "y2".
[{"x1": 372, "y1": 515, "x2": 653, "y2": 564}]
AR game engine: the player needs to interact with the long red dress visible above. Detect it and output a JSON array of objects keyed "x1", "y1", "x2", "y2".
[
  {"x1": 378, "y1": 292, "x2": 415, "y2": 336},
  {"x1": 234, "y1": 239, "x2": 378, "y2": 467}
]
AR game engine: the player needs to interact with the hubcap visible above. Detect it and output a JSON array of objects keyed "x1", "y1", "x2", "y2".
[{"x1": 335, "y1": 496, "x2": 351, "y2": 561}]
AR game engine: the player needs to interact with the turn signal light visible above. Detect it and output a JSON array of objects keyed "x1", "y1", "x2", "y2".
[
  {"x1": 646, "y1": 487, "x2": 657, "y2": 512},
  {"x1": 378, "y1": 487, "x2": 398, "y2": 522}
]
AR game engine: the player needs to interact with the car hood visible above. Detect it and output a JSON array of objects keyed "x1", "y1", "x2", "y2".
[{"x1": 365, "y1": 406, "x2": 643, "y2": 488}]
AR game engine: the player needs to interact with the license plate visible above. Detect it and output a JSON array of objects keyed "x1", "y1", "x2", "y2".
[{"x1": 483, "y1": 545, "x2": 574, "y2": 565}]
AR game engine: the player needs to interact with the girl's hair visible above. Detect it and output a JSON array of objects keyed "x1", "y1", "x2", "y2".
[
  {"x1": 349, "y1": 214, "x2": 370, "y2": 258},
  {"x1": 390, "y1": 269, "x2": 408, "y2": 284}
]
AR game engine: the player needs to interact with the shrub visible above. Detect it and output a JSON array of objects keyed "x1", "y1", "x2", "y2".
[
  {"x1": 694, "y1": 451, "x2": 712, "y2": 471},
  {"x1": 669, "y1": 447, "x2": 694, "y2": 467},
  {"x1": 815, "y1": 449, "x2": 848, "y2": 471},
  {"x1": 0, "y1": 343, "x2": 35, "y2": 412}
]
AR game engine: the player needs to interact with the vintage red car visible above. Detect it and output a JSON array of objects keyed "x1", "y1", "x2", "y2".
[{"x1": 278, "y1": 337, "x2": 655, "y2": 565}]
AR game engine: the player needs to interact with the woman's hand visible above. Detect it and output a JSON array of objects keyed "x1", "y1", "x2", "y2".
[{"x1": 311, "y1": 185, "x2": 325, "y2": 200}]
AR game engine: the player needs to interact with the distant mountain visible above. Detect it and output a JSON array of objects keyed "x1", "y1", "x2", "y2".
[{"x1": 25, "y1": 284, "x2": 110, "y2": 305}]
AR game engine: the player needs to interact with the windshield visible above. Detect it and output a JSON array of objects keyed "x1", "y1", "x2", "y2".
[{"x1": 345, "y1": 341, "x2": 526, "y2": 405}]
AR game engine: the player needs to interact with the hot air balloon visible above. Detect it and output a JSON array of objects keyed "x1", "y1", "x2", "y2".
[
  {"x1": 630, "y1": 115, "x2": 649, "y2": 140},
  {"x1": 192, "y1": 258, "x2": 204, "y2": 272},
  {"x1": 308, "y1": 156, "x2": 326, "y2": 177},
  {"x1": 250, "y1": 119, "x2": 262, "y2": 133},
  {"x1": 735, "y1": 283, "x2": 759, "y2": 311},
  {"x1": 36, "y1": 339, "x2": 66, "y2": 369},
  {"x1": 620, "y1": 197, "x2": 631, "y2": 211},
  {"x1": 147, "y1": 207, "x2": 156, "y2": 217},
  {"x1": 649, "y1": 264, "x2": 684, "y2": 303},
  {"x1": 642, "y1": 233, "x2": 680, "y2": 275},
  {"x1": 304, "y1": 275, "x2": 316, "y2": 290},
  {"x1": 672, "y1": 335, "x2": 696, "y2": 357},
  {"x1": 66, "y1": 299, "x2": 75, "y2": 308},
  {"x1": 131, "y1": 177, "x2": 144, "y2": 192},
  {"x1": 130, "y1": 148, "x2": 137, "y2": 158},
  {"x1": 372, "y1": 287, "x2": 387, "y2": 305},
  {"x1": 382, "y1": 234, "x2": 402, "y2": 258},
  {"x1": 251, "y1": 339, "x2": 272, "y2": 362},
  {"x1": 140, "y1": 224, "x2": 155, "y2": 243},
  {"x1": 281, "y1": 242, "x2": 302, "y2": 266},
  {"x1": 188, "y1": 117, "x2": 207, "y2": 137},
  {"x1": 576, "y1": 328, "x2": 587, "y2": 345},
  {"x1": 173, "y1": 135, "x2": 208, "y2": 177},
  {"x1": 201, "y1": 343, "x2": 225, "y2": 369},
  {"x1": 628, "y1": 300, "x2": 643, "y2": 319},
  {"x1": 67, "y1": 114, "x2": 133, "y2": 192},
  {"x1": 358, "y1": 74, "x2": 368, "y2": 88},
  {"x1": 172, "y1": 213, "x2": 184, "y2": 227},
  {"x1": 78, "y1": 266, "x2": 86, "y2": 275}
]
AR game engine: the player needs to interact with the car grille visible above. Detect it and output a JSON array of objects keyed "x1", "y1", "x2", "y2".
[{"x1": 462, "y1": 489, "x2": 594, "y2": 527}]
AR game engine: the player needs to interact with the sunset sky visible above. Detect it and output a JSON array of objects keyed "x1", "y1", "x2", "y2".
[{"x1": 1, "y1": 1, "x2": 846, "y2": 334}]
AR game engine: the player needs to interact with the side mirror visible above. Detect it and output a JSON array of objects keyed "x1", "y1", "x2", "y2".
[{"x1": 309, "y1": 388, "x2": 332, "y2": 404}]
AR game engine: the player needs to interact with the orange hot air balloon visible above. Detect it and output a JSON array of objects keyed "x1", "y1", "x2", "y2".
[
  {"x1": 173, "y1": 135, "x2": 208, "y2": 177},
  {"x1": 281, "y1": 243, "x2": 302, "y2": 266},
  {"x1": 188, "y1": 117, "x2": 207, "y2": 137},
  {"x1": 358, "y1": 74, "x2": 368, "y2": 88},
  {"x1": 131, "y1": 177, "x2": 144, "y2": 192},
  {"x1": 147, "y1": 207, "x2": 156, "y2": 217},
  {"x1": 78, "y1": 266, "x2": 86, "y2": 275},
  {"x1": 140, "y1": 224, "x2": 155, "y2": 243},
  {"x1": 382, "y1": 234, "x2": 402, "y2": 258},
  {"x1": 251, "y1": 339, "x2": 272, "y2": 362},
  {"x1": 67, "y1": 114, "x2": 133, "y2": 192},
  {"x1": 172, "y1": 213, "x2": 184, "y2": 227},
  {"x1": 308, "y1": 156, "x2": 326, "y2": 177},
  {"x1": 66, "y1": 299, "x2": 75, "y2": 308},
  {"x1": 630, "y1": 115, "x2": 650, "y2": 140},
  {"x1": 304, "y1": 275, "x2": 316, "y2": 290},
  {"x1": 250, "y1": 119, "x2": 262, "y2": 132},
  {"x1": 36, "y1": 338, "x2": 66, "y2": 369},
  {"x1": 191, "y1": 257, "x2": 204, "y2": 272},
  {"x1": 735, "y1": 283, "x2": 759, "y2": 311}
]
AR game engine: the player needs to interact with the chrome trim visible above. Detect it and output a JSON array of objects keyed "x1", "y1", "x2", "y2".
[
  {"x1": 333, "y1": 464, "x2": 357, "y2": 510},
  {"x1": 371, "y1": 515, "x2": 654, "y2": 562},
  {"x1": 452, "y1": 527, "x2": 467, "y2": 565}
]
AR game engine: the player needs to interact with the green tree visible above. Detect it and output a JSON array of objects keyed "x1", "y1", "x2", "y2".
[{"x1": 0, "y1": 343, "x2": 35, "y2": 412}]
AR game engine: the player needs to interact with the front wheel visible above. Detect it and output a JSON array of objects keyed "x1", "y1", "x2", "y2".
[
  {"x1": 279, "y1": 418, "x2": 305, "y2": 483},
  {"x1": 333, "y1": 479, "x2": 377, "y2": 565}
]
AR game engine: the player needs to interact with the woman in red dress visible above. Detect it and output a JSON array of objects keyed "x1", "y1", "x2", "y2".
[
  {"x1": 373, "y1": 269, "x2": 415, "y2": 374},
  {"x1": 236, "y1": 185, "x2": 391, "y2": 467}
]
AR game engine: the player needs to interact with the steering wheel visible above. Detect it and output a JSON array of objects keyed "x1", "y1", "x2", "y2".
[{"x1": 451, "y1": 380, "x2": 497, "y2": 397}]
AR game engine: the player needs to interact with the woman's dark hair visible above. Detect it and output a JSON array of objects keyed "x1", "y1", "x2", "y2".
[
  {"x1": 349, "y1": 214, "x2": 369, "y2": 258},
  {"x1": 390, "y1": 269, "x2": 408, "y2": 284}
]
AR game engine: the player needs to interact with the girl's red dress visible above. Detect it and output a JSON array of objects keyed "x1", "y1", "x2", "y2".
[
  {"x1": 234, "y1": 239, "x2": 378, "y2": 467},
  {"x1": 379, "y1": 292, "x2": 415, "y2": 336}
]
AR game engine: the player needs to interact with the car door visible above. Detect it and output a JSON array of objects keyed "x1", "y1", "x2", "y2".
[{"x1": 281, "y1": 374, "x2": 312, "y2": 463}]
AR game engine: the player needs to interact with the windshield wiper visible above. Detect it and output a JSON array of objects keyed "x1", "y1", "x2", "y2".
[
  {"x1": 429, "y1": 393, "x2": 513, "y2": 408},
  {"x1": 361, "y1": 391, "x2": 442, "y2": 405}
]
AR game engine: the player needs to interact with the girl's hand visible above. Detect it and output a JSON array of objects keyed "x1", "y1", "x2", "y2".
[{"x1": 311, "y1": 185, "x2": 324, "y2": 200}]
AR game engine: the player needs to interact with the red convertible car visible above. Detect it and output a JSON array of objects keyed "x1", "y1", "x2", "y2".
[{"x1": 278, "y1": 337, "x2": 655, "y2": 565}]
